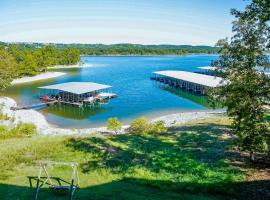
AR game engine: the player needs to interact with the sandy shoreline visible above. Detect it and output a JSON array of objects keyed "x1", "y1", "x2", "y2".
[
  {"x1": 10, "y1": 63, "x2": 98, "y2": 85},
  {"x1": 11, "y1": 72, "x2": 66, "y2": 84},
  {"x1": 0, "y1": 97, "x2": 225, "y2": 135},
  {"x1": 48, "y1": 63, "x2": 95, "y2": 69}
]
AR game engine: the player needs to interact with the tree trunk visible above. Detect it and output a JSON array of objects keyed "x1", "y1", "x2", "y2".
[{"x1": 250, "y1": 151, "x2": 255, "y2": 162}]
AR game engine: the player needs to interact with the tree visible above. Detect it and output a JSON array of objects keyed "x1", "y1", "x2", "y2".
[
  {"x1": 34, "y1": 45, "x2": 57, "y2": 70},
  {"x1": 148, "y1": 120, "x2": 167, "y2": 134},
  {"x1": 107, "y1": 117, "x2": 122, "y2": 134},
  {"x1": 211, "y1": 0, "x2": 270, "y2": 161},
  {"x1": 17, "y1": 50, "x2": 39, "y2": 77},
  {"x1": 129, "y1": 117, "x2": 150, "y2": 134},
  {"x1": 0, "y1": 49, "x2": 17, "y2": 93}
]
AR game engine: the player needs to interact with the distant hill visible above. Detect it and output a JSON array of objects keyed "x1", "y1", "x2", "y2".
[{"x1": 0, "y1": 42, "x2": 219, "y2": 55}]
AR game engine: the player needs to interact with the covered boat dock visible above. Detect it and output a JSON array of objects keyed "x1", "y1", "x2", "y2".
[
  {"x1": 38, "y1": 82, "x2": 117, "y2": 107},
  {"x1": 151, "y1": 70, "x2": 223, "y2": 95}
]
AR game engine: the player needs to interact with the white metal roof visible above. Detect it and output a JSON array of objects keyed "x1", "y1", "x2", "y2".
[
  {"x1": 197, "y1": 66, "x2": 217, "y2": 70},
  {"x1": 38, "y1": 82, "x2": 111, "y2": 94},
  {"x1": 153, "y1": 70, "x2": 223, "y2": 87}
]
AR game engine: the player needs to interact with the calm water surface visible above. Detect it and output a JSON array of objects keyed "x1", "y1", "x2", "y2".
[{"x1": 5, "y1": 55, "x2": 218, "y2": 128}]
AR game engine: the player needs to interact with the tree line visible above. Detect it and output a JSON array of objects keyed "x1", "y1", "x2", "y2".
[
  {"x1": 0, "y1": 44, "x2": 80, "y2": 92},
  {"x1": 2, "y1": 42, "x2": 219, "y2": 56}
]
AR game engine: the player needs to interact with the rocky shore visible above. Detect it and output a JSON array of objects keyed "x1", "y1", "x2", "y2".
[{"x1": 0, "y1": 97, "x2": 225, "y2": 135}]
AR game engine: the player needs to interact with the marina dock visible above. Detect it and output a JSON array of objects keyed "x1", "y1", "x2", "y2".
[
  {"x1": 151, "y1": 70, "x2": 223, "y2": 95},
  {"x1": 37, "y1": 82, "x2": 116, "y2": 108}
]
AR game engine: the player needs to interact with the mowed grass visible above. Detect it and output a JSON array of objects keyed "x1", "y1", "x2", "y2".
[{"x1": 0, "y1": 117, "x2": 248, "y2": 200}]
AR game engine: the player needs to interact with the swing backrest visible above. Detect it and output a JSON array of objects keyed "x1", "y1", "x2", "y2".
[{"x1": 39, "y1": 160, "x2": 79, "y2": 187}]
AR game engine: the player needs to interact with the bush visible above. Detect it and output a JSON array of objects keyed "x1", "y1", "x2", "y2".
[
  {"x1": 107, "y1": 117, "x2": 122, "y2": 134},
  {"x1": 0, "y1": 111, "x2": 9, "y2": 120},
  {"x1": 148, "y1": 120, "x2": 167, "y2": 134},
  {"x1": 129, "y1": 117, "x2": 167, "y2": 134},
  {"x1": 10, "y1": 123, "x2": 37, "y2": 137},
  {"x1": 129, "y1": 117, "x2": 151, "y2": 134},
  {"x1": 0, "y1": 125, "x2": 9, "y2": 139}
]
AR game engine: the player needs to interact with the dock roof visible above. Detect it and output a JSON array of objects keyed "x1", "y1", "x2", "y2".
[
  {"x1": 38, "y1": 82, "x2": 111, "y2": 94},
  {"x1": 153, "y1": 70, "x2": 223, "y2": 87},
  {"x1": 197, "y1": 66, "x2": 217, "y2": 70}
]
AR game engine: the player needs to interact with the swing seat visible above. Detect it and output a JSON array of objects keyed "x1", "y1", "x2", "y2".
[
  {"x1": 50, "y1": 185, "x2": 71, "y2": 190},
  {"x1": 50, "y1": 185, "x2": 71, "y2": 196}
]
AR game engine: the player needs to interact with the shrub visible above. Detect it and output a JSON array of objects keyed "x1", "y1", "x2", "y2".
[
  {"x1": 11, "y1": 123, "x2": 37, "y2": 137},
  {"x1": 0, "y1": 125, "x2": 9, "y2": 139},
  {"x1": 0, "y1": 110, "x2": 9, "y2": 120},
  {"x1": 148, "y1": 120, "x2": 167, "y2": 134},
  {"x1": 129, "y1": 117, "x2": 151, "y2": 134},
  {"x1": 107, "y1": 117, "x2": 122, "y2": 134},
  {"x1": 129, "y1": 117, "x2": 167, "y2": 134}
]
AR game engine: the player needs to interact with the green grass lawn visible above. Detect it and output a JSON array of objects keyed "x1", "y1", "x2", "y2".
[{"x1": 0, "y1": 117, "x2": 255, "y2": 200}]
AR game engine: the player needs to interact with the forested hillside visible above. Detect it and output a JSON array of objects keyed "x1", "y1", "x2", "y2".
[
  {"x1": 58, "y1": 43, "x2": 219, "y2": 55},
  {"x1": 0, "y1": 44, "x2": 80, "y2": 92},
  {"x1": 1, "y1": 42, "x2": 219, "y2": 56},
  {"x1": 0, "y1": 44, "x2": 80, "y2": 76}
]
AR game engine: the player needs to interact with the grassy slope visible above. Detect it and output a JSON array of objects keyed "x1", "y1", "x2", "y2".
[{"x1": 0, "y1": 117, "x2": 251, "y2": 200}]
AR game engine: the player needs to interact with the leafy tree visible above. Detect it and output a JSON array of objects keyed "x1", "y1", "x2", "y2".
[
  {"x1": 107, "y1": 117, "x2": 122, "y2": 134},
  {"x1": 212, "y1": 0, "x2": 270, "y2": 161},
  {"x1": 17, "y1": 50, "x2": 39, "y2": 77},
  {"x1": 129, "y1": 117, "x2": 151, "y2": 134},
  {"x1": 0, "y1": 49, "x2": 17, "y2": 93},
  {"x1": 63, "y1": 48, "x2": 80, "y2": 64},
  {"x1": 34, "y1": 45, "x2": 57, "y2": 70},
  {"x1": 148, "y1": 120, "x2": 167, "y2": 134}
]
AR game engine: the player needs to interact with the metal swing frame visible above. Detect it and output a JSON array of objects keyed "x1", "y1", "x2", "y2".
[{"x1": 35, "y1": 160, "x2": 80, "y2": 200}]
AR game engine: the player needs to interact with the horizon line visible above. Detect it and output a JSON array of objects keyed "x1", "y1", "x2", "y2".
[{"x1": 1, "y1": 41, "x2": 216, "y2": 47}]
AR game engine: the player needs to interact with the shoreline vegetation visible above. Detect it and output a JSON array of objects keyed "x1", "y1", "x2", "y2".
[{"x1": 0, "y1": 96, "x2": 224, "y2": 135}]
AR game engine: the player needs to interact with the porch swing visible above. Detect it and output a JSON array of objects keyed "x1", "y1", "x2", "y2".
[{"x1": 35, "y1": 161, "x2": 80, "y2": 200}]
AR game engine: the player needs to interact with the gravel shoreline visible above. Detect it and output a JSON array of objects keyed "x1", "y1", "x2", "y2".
[{"x1": 0, "y1": 97, "x2": 225, "y2": 135}]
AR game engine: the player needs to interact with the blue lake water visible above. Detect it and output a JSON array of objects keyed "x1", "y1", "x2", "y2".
[{"x1": 5, "y1": 55, "x2": 218, "y2": 128}]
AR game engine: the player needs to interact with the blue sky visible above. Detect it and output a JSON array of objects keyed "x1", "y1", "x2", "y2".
[{"x1": 0, "y1": 0, "x2": 249, "y2": 45}]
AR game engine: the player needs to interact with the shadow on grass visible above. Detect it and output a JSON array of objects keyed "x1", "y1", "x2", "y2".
[
  {"x1": 65, "y1": 122, "x2": 253, "y2": 197},
  {"x1": 0, "y1": 178, "x2": 270, "y2": 200}
]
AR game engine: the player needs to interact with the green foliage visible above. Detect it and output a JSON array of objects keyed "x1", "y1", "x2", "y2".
[
  {"x1": 211, "y1": 0, "x2": 270, "y2": 160},
  {"x1": 0, "y1": 49, "x2": 17, "y2": 93},
  {"x1": 129, "y1": 117, "x2": 167, "y2": 134},
  {"x1": 11, "y1": 123, "x2": 37, "y2": 136},
  {"x1": 0, "y1": 123, "x2": 36, "y2": 139},
  {"x1": 129, "y1": 117, "x2": 151, "y2": 133},
  {"x1": 107, "y1": 117, "x2": 122, "y2": 133},
  {"x1": 2, "y1": 42, "x2": 219, "y2": 56},
  {"x1": 4, "y1": 44, "x2": 81, "y2": 78},
  {"x1": 0, "y1": 125, "x2": 9, "y2": 136},
  {"x1": 0, "y1": 111, "x2": 9, "y2": 120},
  {"x1": 148, "y1": 120, "x2": 167, "y2": 134},
  {"x1": 60, "y1": 48, "x2": 80, "y2": 65},
  {"x1": 71, "y1": 44, "x2": 219, "y2": 55}
]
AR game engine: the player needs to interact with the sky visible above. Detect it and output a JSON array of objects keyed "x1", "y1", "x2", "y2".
[{"x1": 0, "y1": 0, "x2": 249, "y2": 45}]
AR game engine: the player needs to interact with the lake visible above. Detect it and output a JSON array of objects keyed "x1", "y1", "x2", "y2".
[{"x1": 4, "y1": 55, "x2": 218, "y2": 128}]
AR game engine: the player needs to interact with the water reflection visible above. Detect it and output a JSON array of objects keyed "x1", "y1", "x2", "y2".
[
  {"x1": 161, "y1": 86, "x2": 213, "y2": 108},
  {"x1": 41, "y1": 104, "x2": 110, "y2": 120}
]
